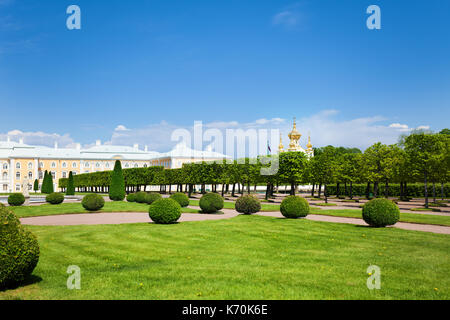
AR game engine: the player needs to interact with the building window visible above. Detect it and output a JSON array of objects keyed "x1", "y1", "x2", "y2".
[
  {"x1": 2, "y1": 184, "x2": 7, "y2": 191},
  {"x1": 72, "y1": 172, "x2": 77, "y2": 176},
  {"x1": 72, "y1": 162, "x2": 77, "y2": 168},
  {"x1": 62, "y1": 172, "x2": 67, "y2": 178},
  {"x1": 96, "y1": 162, "x2": 101, "y2": 168},
  {"x1": 62, "y1": 162, "x2": 67, "y2": 168},
  {"x1": 28, "y1": 162, "x2": 33, "y2": 169},
  {"x1": 15, "y1": 184, "x2": 20, "y2": 191},
  {"x1": 105, "y1": 163, "x2": 110, "y2": 169},
  {"x1": 143, "y1": 164, "x2": 148, "y2": 168},
  {"x1": 16, "y1": 163, "x2": 21, "y2": 169},
  {"x1": 134, "y1": 163, "x2": 138, "y2": 168},
  {"x1": 28, "y1": 172, "x2": 33, "y2": 179},
  {"x1": 84, "y1": 162, "x2": 90, "y2": 168},
  {"x1": 2, "y1": 172, "x2": 7, "y2": 180},
  {"x1": 51, "y1": 162, "x2": 56, "y2": 168},
  {"x1": 39, "y1": 162, "x2": 44, "y2": 168},
  {"x1": 125, "y1": 163, "x2": 129, "y2": 168},
  {"x1": 51, "y1": 172, "x2": 56, "y2": 179},
  {"x1": 16, "y1": 172, "x2": 20, "y2": 180},
  {"x1": 2, "y1": 164, "x2": 7, "y2": 170},
  {"x1": 39, "y1": 171, "x2": 43, "y2": 179}
]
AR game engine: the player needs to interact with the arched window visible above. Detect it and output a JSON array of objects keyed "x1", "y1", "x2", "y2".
[
  {"x1": 125, "y1": 163, "x2": 129, "y2": 168},
  {"x1": 84, "y1": 162, "x2": 90, "y2": 168},
  {"x1": 143, "y1": 164, "x2": 148, "y2": 168},
  {"x1": 105, "y1": 163, "x2": 110, "y2": 169},
  {"x1": 28, "y1": 172, "x2": 33, "y2": 179},
  {"x1": 2, "y1": 172, "x2": 7, "y2": 180},
  {"x1": 16, "y1": 172, "x2": 20, "y2": 180},
  {"x1": 96, "y1": 162, "x2": 101, "y2": 168},
  {"x1": 72, "y1": 162, "x2": 77, "y2": 168},
  {"x1": 16, "y1": 163, "x2": 21, "y2": 169},
  {"x1": 62, "y1": 162, "x2": 67, "y2": 168},
  {"x1": 39, "y1": 162, "x2": 44, "y2": 168},
  {"x1": 134, "y1": 163, "x2": 138, "y2": 168},
  {"x1": 28, "y1": 162, "x2": 33, "y2": 169},
  {"x1": 2, "y1": 163, "x2": 7, "y2": 170},
  {"x1": 51, "y1": 162, "x2": 56, "y2": 168}
]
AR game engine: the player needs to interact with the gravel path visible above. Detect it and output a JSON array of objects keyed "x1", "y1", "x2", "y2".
[{"x1": 20, "y1": 208, "x2": 450, "y2": 235}]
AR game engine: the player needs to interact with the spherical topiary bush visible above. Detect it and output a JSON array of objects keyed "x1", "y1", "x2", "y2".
[
  {"x1": 8, "y1": 193, "x2": 25, "y2": 206},
  {"x1": 148, "y1": 198, "x2": 181, "y2": 224},
  {"x1": 145, "y1": 193, "x2": 162, "y2": 205},
  {"x1": 199, "y1": 193, "x2": 224, "y2": 213},
  {"x1": 126, "y1": 193, "x2": 137, "y2": 202},
  {"x1": 280, "y1": 196, "x2": 310, "y2": 219},
  {"x1": 362, "y1": 198, "x2": 400, "y2": 227},
  {"x1": 0, "y1": 206, "x2": 40, "y2": 289},
  {"x1": 82, "y1": 194, "x2": 105, "y2": 211},
  {"x1": 235, "y1": 195, "x2": 261, "y2": 214},
  {"x1": 170, "y1": 193, "x2": 190, "y2": 208},
  {"x1": 46, "y1": 193, "x2": 65, "y2": 205},
  {"x1": 135, "y1": 191, "x2": 148, "y2": 204}
]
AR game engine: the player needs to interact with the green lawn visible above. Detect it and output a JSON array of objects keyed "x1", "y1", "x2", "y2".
[
  {"x1": 10, "y1": 200, "x2": 450, "y2": 227},
  {"x1": 0, "y1": 215, "x2": 448, "y2": 300}
]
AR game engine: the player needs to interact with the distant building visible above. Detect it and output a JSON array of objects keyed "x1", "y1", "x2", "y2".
[
  {"x1": 278, "y1": 118, "x2": 314, "y2": 158},
  {"x1": 0, "y1": 138, "x2": 227, "y2": 193}
]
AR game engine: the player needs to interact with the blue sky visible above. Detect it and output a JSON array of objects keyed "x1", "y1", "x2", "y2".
[{"x1": 0, "y1": 0, "x2": 449, "y2": 152}]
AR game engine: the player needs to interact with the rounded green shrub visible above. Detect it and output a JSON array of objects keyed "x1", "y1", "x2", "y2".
[
  {"x1": 0, "y1": 206, "x2": 40, "y2": 289},
  {"x1": 199, "y1": 193, "x2": 224, "y2": 213},
  {"x1": 170, "y1": 193, "x2": 190, "y2": 207},
  {"x1": 235, "y1": 195, "x2": 261, "y2": 214},
  {"x1": 148, "y1": 198, "x2": 181, "y2": 224},
  {"x1": 145, "y1": 193, "x2": 162, "y2": 205},
  {"x1": 362, "y1": 198, "x2": 400, "y2": 227},
  {"x1": 126, "y1": 193, "x2": 137, "y2": 202},
  {"x1": 280, "y1": 196, "x2": 310, "y2": 219},
  {"x1": 8, "y1": 193, "x2": 25, "y2": 207},
  {"x1": 135, "y1": 192, "x2": 148, "y2": 204},
  {"x1": 82, "y1": 194, "x2": 105, "y2": 211},
  {"x1": 46, "y1": 193, "x2": 65, "y2": 205}
]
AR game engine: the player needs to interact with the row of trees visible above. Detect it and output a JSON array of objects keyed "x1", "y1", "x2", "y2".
[{"x1": 58, "y1": 131, "x2": 450, "y2": 208}]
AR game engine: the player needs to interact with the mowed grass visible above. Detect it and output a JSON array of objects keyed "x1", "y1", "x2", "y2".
[
  {"x1": 10, "y1": 202, "x2": 199, "y2": 218},
  {"x1": 0, "y1": 215, "x2": 448, "y2": 300},
  {"x1": 10, "y1": 200, "x2": 450, "y2": 226}
]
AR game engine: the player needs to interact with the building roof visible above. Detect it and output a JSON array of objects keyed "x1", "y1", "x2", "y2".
[{"x1": 0, "y1": 140, "x2": 228, "y2": 161}]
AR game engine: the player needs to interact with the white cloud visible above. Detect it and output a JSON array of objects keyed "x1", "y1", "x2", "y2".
[
  {"x1": 0, "y1": 130, "x2": 76, "y2": 148},
  {"x1": 114, "y1": 125, "x2": 129, "y2": 131},
  {"x1": 273, "y1": 11, "x2": 299, "y2": 27}
]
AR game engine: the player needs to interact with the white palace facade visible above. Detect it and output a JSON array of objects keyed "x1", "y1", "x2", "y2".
[{"x1": 0, "y1": 138, "x2": 227, "y2": 193}]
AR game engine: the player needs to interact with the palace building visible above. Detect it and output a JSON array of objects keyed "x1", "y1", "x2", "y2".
[
  {"x1": 278, "y1": 118, "x2": 314, "y2": 158},
  {"x1": 0, "y1": 138, "x2": 227, "y2": 193}
]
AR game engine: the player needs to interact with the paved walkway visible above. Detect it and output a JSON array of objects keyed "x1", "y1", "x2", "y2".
[{"x1": 20, "y1": 207, "x2": 450, "y2": 235}]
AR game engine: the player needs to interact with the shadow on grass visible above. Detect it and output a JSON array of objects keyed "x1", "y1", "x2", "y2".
[{"x1": 0, "y1": 274, "x2": 43, "y2": 292}]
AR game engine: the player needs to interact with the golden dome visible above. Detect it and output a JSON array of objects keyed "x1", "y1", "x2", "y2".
[
  {"x1": 288, "y1": 117, "x2": 301, "y2": 141},
  {"x1": 306, "y1": 136, "x2": 313, "y2": 149},
  {"x1": 278, "y1": 133, "x2": 284, "y2": 153}
]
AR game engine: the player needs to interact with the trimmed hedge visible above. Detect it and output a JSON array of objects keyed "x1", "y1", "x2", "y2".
[
  {"x1": 135, "y1": 191, "x2": 148, "y2": 204},
  {"x1": 362, "y1": 198, "x2": 400, "y2": 227},
  {"x1": 235, "y1": 195, "x2": 261, "y2": 214},
  {"x1": 126, "y1": 193, "x2": 137, "y2": 202},
  {"x1": 199, "y1": 193, "x2": 224, "y2": 213},
  {"x1": 82, "y1": 194, "x2": 105, "y2": 211},
  {"x1": 46, "y1": 193, "x2": 65, "y2": 205},
  {"x1": 170, "y1": 193, "x2": 190, "y2": 207},
  {"x1": 8, "y1": 193, "x2": 25, "y2": 206},
  {"x1": 109, "y1": 160, "x2": 126, "y2": 201},
  {"x1": 148, "y1": 198, "x2": 181, "y2": 224},
  {"x1": 145, "y1": 193, "x2": 162, "y2": 205},
  {"x1": 326, "y1": 183, "x2": 450, "y2": 198},
  {"x1": 0, "y1": 206, "x2": 40, "y2": 288},
  {"x1": 280, "y1": 196, "x2": 310, "y2": 219}
]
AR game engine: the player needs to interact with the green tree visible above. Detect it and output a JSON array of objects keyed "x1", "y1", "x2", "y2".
[
  {"x1": 66, "y1": 171, "x2": 75, "y2": 196},
  {"x1": 404, "y1": 132, "x2": 444, "y2": 208},
  {"x1": 279, "y1": 152, "x2": 308, "y2": 195},
  {"x1": 109, "y1": 160, "x2": 126, "y2": 201},
  {"x1": 33, "y1": 179, "x2": 39, "y2": 193}
]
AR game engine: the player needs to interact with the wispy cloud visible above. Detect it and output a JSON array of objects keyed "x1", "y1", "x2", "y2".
[{"x1": 272, "y1": 10, "x2": 300, "y2": 27}]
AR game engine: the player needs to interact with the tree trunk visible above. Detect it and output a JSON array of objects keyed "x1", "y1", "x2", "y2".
[
  {"x1": 311, "y1": 184, "x2": 315, "y2": 197},
  {"x1": 366, "y1": 182, "x2": 371, "y2": 199},
  {"x1": 374, "y1": 181, "x2": 379, "y2": 198},
  {"x1": 318, "y1": 184, "x2": 322, "y2": 198},
  {"x1": 265, "y1": 183, "x2": 270, "y2": 200},
  {"x1": 232, "y1": 183, "x2": 236, "y2": 197},
  {"x1": 336, "y1": 182, "x2": 340, "y2": 197},
  {"x1": 442, "y1": 182, "x2": 445, "y2": 201},
  {"x1": 247, "y1": 182, "x2": 251, "y2": 195},
  {"x1": 432, "y1": 181, "x2": 436, "y2": 203},
  {"x1": 424, "y1": 173, "x2": 429, "y2": 209},
  {"x1": 349, "y1": 181, "x2": 353, "y2": 200},
  {"x1": 324, "y1": 184, "x2": 328, "y2": 203},
  {"x1": 290, "y1": 182, "x2": 296, "y2": 196}
]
